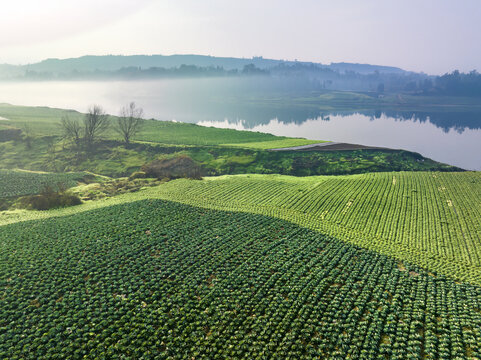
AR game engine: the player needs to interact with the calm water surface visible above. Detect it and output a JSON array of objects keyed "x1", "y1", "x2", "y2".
[
  {"x1": 0, "y1": 79, "x2": 480, "y2": 170},
  {"x1": 198, "y1": 115, "x2": 481, "y2": 171}
]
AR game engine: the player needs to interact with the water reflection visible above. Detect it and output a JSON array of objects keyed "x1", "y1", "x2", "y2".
[
  {"x1": 198, "y1": 113, "x2": 481, "y2": 171},
  {"x1": 191, "y1": 107, "x2": 481, "y2": 134}
]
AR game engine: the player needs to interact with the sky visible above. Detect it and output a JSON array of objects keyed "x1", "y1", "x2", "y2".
[{"x1": 1, "y1": 0, "x2": 480, "y2": 74}]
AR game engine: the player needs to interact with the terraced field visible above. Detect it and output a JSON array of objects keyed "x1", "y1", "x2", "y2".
[
  {"x1": 2, "y1": 172, "x2": 480, "y2": 286},
  {"x1": 0, "y1": 169, "x2": 87, "y2": 198},
  {"x1": 1, "y1": 200, "x2": 480, "y2": 359},
  {"x1": 145, "y1": 172, "x2": 481, "y2": 285},
  {"x1": 1, "y1": 93, "x2": 480, "y2": 359}
]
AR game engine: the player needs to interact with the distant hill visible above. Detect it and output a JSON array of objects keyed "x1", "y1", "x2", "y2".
[
  {"x1": 0, "y1": 54, "x2": 409, "y2": 77},
  {"x1": 3, "y1": 55, "x2": 451, "y2": 94},
  {"x1": 0, "y1": 64, "x2": 24, "y2": 78},
  {"x1": 329, "y1": 62, "x2": 407, "y2": 74},
  {"x1": 23, "y1": 55, "x2": 281, "y2": 72}
]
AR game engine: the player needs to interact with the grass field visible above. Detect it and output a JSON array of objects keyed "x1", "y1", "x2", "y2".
[
  {"x1": 221, "y1": 138, "x2": 325, "y2": 150},
  {"x1": 0, "y1": 103, "x2": 81, "y2": 135},
  {"x1": 137, "y1": 121, "x2": 289, "y2": 146},
  {"x1": 0, "y1": 103, "x2": 314, "y2": 146},
  {"x1": 1, "y1": 199, "x2": 480, "y2": 359}
]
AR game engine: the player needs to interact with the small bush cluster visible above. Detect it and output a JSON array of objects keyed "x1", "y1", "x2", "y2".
[
  {"x1": 16, "y1": 184, "x2": 81, "y2": 210},
  {"x1": 0, "y1": 127, "x2": 22, "y2": 142},
  {"x1": 128, "y1": 171, "x2": 147, "y2": 180},
  {"x1": 0, "y1": 198, "x2": 13, "y2": 211},
  {"x1": 75, "y1": 178, "x2": 162, "y2": 201},
  {"x1": 141, "y1": 155, "x2": 202, "y2": 180}
]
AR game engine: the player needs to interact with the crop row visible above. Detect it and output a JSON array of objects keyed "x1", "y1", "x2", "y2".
[
  {"x1": 1, "y1": 199, "x2": 480, "y2": 359},
  {"x1": 151, "y1": 172, "x2": 481, "y2": 284},
  {"x1": 0, "y1": 169, "x2": 86, "y2": 199}
]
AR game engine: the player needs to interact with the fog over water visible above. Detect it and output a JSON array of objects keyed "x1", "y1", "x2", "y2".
[{"x1": 0, "y1": 79, "x2": 480, "y2": 170}]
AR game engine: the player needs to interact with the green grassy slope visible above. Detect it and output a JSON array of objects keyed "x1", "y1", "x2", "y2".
[
  {"x1": 221, "y1": 138, "x2": 324, "y2": 149},
  {"x1": 1, "y1": 104, "x2": 458, "y2": 178},
  {"x1": 0, "y1": 103, "x2": 81, "y2": 135},
  {"x1": 137, "y1": 121, "x2": 286, "y2": 146},
  {"x1": 0, "y1": 103, "x2": 314, "y2": 147},
  {"x1": 0, "y1": 137, "x2": 457, "y2": 178},
  {"x1": 1, "y1": 200, "x2": 480, "y2": 359}
]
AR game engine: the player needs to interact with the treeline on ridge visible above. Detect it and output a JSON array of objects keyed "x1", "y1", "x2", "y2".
[{"x1": 8, "y1": 62, "x2": 481, "y2": 97}]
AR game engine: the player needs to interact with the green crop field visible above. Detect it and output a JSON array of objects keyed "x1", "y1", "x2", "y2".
[
  {"x1": 1, "y1": 200, "x2": 480, "y2": 359},
  {"x1": 2, "y1": 172, "x2": 480, "y2": 286},
  {"x1": 1, "y1": 103, "x2": 480, "y2": 359},
  {"x1": 0, "y1": 169, "x2": 86, "y2": 198},
  {"x1": 147, "y1": 172, "x2": 481, "y2": 285}
]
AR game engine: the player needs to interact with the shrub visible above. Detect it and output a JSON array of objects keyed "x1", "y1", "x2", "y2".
[
  {"x1": 128, "y1": 171, "x2": 147, "y2": 180},
  {"x1": 16, "y1": 184, "x2": 81, "y2": 210},
  {"x1": 141, "y1": 155, "x2": 202, "y2": 180},
  {"x1": 0, "y1": 199, "x2": 13, "y2": 211},
  {"x1": 0, "y1": 127, "x2": 22, "y2": 142}
]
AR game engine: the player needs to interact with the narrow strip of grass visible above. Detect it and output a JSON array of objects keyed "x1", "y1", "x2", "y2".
[{"x1": 222, "y1": 138, "x2": 326, "y2": 149}]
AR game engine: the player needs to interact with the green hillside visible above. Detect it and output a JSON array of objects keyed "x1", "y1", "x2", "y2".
[
  {"x1": 1, "y1": 103, "x2": 480, "y2": 359},
  {"x1": 0, "y1": 103, "x2": 306, "y2": 146},
  {"x1": 0, "y1": 104, "x2": 456, "y2": 178}
]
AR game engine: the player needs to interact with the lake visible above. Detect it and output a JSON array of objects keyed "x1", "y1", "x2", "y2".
[{"x1": 0, "y1": 79, "x2": 480, "y2": 170}]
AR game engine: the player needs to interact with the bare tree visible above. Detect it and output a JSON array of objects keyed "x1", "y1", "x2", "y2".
[
  {"x1": 84, "y1": 105, "x2": 109, "y2": 150},
  {"x1": 116, "y1": 102, "x2": 144, "y2": 144},
  {"x1": 60, "y1": 115, "x2": 82, "y2": 148},
  {"x1": 21, "y1": 122, "x2": 33, "y2": 150}
]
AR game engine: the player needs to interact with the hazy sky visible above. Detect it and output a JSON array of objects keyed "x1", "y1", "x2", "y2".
[{"x1": 1, "y1": 0, "x2": 480, "y2": 74}]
